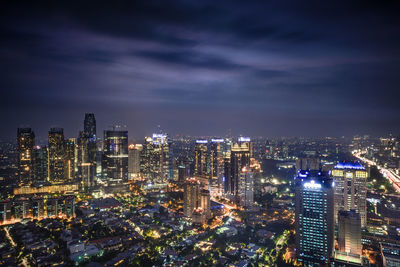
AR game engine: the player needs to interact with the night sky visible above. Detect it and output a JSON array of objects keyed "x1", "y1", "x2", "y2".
[{"x1": 1, "y1": 1, "x2": 400, "y2": 141}]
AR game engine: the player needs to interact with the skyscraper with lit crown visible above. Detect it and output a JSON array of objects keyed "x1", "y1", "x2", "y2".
[
  {"x1": 295, "y1": 170, "x2": 334, "y2": 266},
  {"x1": 332, "y1": 162, "x2": 368, "y2": 228}
]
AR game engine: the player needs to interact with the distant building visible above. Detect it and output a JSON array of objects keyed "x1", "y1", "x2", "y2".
[
  {"x1": 226, "y1": 138, "x2": 251, "y2": 199},
  {"x1": 338, "y1": 210, "x2": 362, "y2": 256},
  {"x1": 381, "y1": 242, "x2": 400, "y2": 267},
  {"x1": 17, "y1": 128, "x2": 35, "y2": 185},
  {"x1": 239, "y1": 166, "x2": 254, "y2": 208},
  {"x1": 0, "y1": 196, "x2": 75, "y2": 224},
  {"x1": 194, "y1": 140, "x2": 208, "y2": 176},
  {"x1": 183, "y1": 179, "x2": 201, "y2": 217},
  {"x1": 48, "y1": 128, "x2": 65, "y2": 183},
  {"x1": 210, "y1": 139, "x2": 225, "y2": 192},
  {"x1": 183, "y1": 178, "x2": 210, "y2": 223},
  {"x1": 64, "y1": 138, "x2": 75, "y2": 181},
  {"x1": 128, "y1": 144, "x2": 142, "y2": 179},
  {"x1": 332, "y1": 162, "x2": 368, "y2": 227},
  {"x1": 296, "y1": 156, "x2": 320, "y2": 172},
  {"x1": 295, "y1": 170, "x2": 334, "y2": 266},
  {"x1": 77, "y1": 114, "x2": 97, "y2": 190},
  {"x1": 140, "y1": 133, "x2": 171, "y2": 183},
  {"x1": 103, "y1": 129, "x2": 128, "y2": 183},
  {"x1": 33, "y1": 145, "x2": 48, "y2": 182},
  {"x1": 178, "y1": 165, "x2": 189, "y2": 183}
]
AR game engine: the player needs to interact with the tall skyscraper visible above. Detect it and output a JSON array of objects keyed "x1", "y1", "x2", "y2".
[
  {"x1": 332, "y1": 162, "x2": 368, "y2": 227},
  {"x1": 338, "y1": 210, "x2": 362, "y2": 256},
  {"x1": 183, "y1": 178, "x2": 210, "y2": 223},
  {"x1": 295, "y1": 170, "x2": 334, "y2": 266},
  {"x1": 33, "y1": 145, "x2": 48, "y2": 183},
  {"x1": 17, "y1": 128, "x2": 35, "y2": 185},
  {"x1": 239, "y1": 166, "x2": 254, "y2": 208},
  {"x1": 103, "y1": 129, "x2": 128, "y2": 183},
  {"x1": 77, "y1": 114, "x2": 97, "y2": 189},
  {"x1": 226, "y1": 138, "x2": 251, "y2": 199},
  {"x1": 140, "y1": 133, "x2": 170, "y2": 183},
  {"x1": 64, "y1": 138, "x2": 75, "y2": 181},
  {"x1": 210, "y1": 139, "x2": 225, "y2": 191},
  {"x1": 183, "y1": 178, "x2": 201, "y2": 217},
  {"x1": 128, "y1": 144, "x2": 142, "y2": 179},
  {"x1": 194, "y1": 140, "x2": 208, "y2": 176},
  {"x1": 48, "y1": 128, "x2": 65, "y2": 183},
  {"x1": 84, "y1": 113, "x2": 96, "y2": 138}
]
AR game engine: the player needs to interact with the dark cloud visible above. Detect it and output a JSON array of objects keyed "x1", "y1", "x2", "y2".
[{"x1": 1, "y1": 0, "x2": 400, "y2": 140}]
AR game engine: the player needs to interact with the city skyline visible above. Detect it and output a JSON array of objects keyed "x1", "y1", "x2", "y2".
[{"x1": 2, "y1": 1, "x2": 400, "y2": 140}]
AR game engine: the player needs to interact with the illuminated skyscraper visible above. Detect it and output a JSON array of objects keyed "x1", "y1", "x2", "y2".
[
  {"x1": 338, "y1": 210, "x2": 362, "y2": 255},
  {"x1": 140, "y1": 133, "x2": 170, "y2": 183},
  {"x1": 128, "y1": 144, "x2": 142, "y2": 179},
  {"x1": 226, "y1": 137, "x2": 251, "y2": 198},
  {"x1": 103, "y1": 129, "x2": 128, "y2": 183},
  {"x1": 17, "y1": 128, "x2": 35, "y2": 185},
  {"x1": 84, "y1": 113, "x2": 96, "y2": 138},
  {"x1": 210, "y1": 139, "x2": 224, "y2": 191},
  {"x1": 183, "y1": 178, "x2": 210, "y2": 222},
  {"x1": 194, "y1": 140, "x2": 208, "y2": 176},
  {"x1": 183, "y1": 178, "x2": 201, "y2": 217},
  {"x1": 33, "y1": 145, "x2": 48, "y2": 182},
  {"x1": 77, "y1": 114, "x2": 97, "y2": 189},
  {"x1": 239, "y1": 166, "x2": 254, "y2": 208},
  {"x1": 295, "y1": 170, "x2": 334, "y2": 266},
  {"x1": 64, "y1": 138, "x2": 75, "y2": 181},
  {"x1": 48, "y1": 128, "x2": 65, "y2": 183},
  {"x1": 332, "y1": 162, "x2": 368, "y2": 227}
]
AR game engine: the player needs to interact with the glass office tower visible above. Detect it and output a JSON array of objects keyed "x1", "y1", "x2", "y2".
[{"x1": 295, "y1": 170, "x2": 334, "y2": 266}]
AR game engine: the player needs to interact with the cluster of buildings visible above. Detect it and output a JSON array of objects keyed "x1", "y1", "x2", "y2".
[{"x1": 295, "y1": 161, "x2": 380, "y2": 266}]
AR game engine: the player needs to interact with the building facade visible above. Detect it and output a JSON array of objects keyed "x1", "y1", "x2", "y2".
[
  {"x1": 332, "y1": 162, "x2": 368, "y2": 227},
  {"x1": 103, "y1": 129, "x2": 128, "y2": 183},
  {"x1": 295, "y1": 170, "x2": 334, "y2": 266},
  {"x1": 17, "y1": 128, "x2": 35, "y2": 185}
]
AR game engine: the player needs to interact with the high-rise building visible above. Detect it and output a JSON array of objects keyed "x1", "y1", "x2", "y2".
[
  {"x1": 84, "y1": 113, "x2": 96, "y2": 138},
  {"x1": 194, "y1": 140, "x2": 208, "y2": 176},
  {"x1": 239, "y1": 166, "x2": 254, "y2": 208},
  {"x1": 210, "y1": 139, "x2": 225, "y2": 191},
  {"x1": 128, "y1": 144, "x2": 142, "y2": 179},
  {"x1": 338, "y1": 210, "x2": 362, "y2": 256},
  {"x1": 64, "y1": 138, "x2": 75, "y2": 181},
  {"x1": 17, "y1": 128, "x2": 35, "y2": 185},
  {"x1": 140, "y1": 133, "x2": 170, "y2": 183},
  {"x1": 183, "y1": 178, "x2": 210, "y2": 223},
  {"x1": 226, "y1": 138, "x2": 251, "y2": 198},
  {"x1": 183, "y1": 178, "x2": 201, "y2": 217},
  {"x1": 295, "y1": 170, "x2": 334, "y2": 266},
  {"x1": 332, "y1": 162, "x2": 368, "y2": 227},
  {"x1": 178, "y1": 165, "x2": 189, "y2": 183},
  {"x1": 33, "y1": 145, "x2": 48, "y2": 182},
  {"x1": 48, "y1": 128, "x2": 65, "y2": 183},
  {"x1": 77, "y1": 115, "x2": 97, "y2": 189},
  {"x1": 103, "y1": 129, "x2": 128, "y2": 183}
]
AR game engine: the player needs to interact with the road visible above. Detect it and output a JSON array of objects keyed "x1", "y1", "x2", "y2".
[
  {"x1": 4, "y1": 226, "x2": 28, "y2": 267},
  {"x1": 353, "y1": 151, "x2": 400, "y2": 193}
]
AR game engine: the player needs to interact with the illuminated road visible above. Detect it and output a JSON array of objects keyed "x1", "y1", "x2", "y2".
[
  {"x1": 4, "y1": 227, "x2": 28, "y2": 267},
  {"x1": 353, "y1": 151, "x2": 400, "y2": 193}
]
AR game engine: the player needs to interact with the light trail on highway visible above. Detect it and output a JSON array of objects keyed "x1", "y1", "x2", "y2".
[{"x1": 353, "y1": 151, "x2": 400, "y2": 193}]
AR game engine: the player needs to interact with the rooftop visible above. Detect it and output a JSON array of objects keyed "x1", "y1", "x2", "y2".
[{"x1": 335, "y1": 161, "x2": 365, "y2": 170}]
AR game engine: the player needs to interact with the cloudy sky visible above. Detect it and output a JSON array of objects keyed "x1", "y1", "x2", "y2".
[{"x1": 1, "y1": 0, "x2": 400, "y2": 141}]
